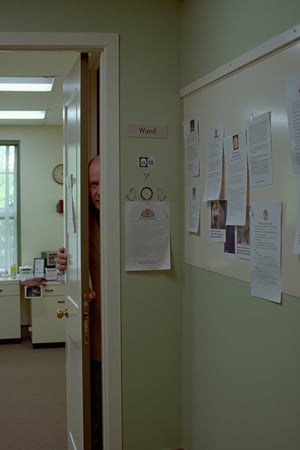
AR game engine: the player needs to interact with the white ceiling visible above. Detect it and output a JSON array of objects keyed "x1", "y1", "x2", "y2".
[{"x1": 0, "y1": 50, "x2": 78, "y2": 126}]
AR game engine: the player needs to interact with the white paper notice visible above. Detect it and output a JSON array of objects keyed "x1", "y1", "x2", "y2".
[
  {"x1": 250, "y1": 202, "x2": 282, "y2": 303},
  {"x1": 209, "y1": 200, "x2": 227, "y2": 242},
  {"x1": 125, "y1": 201, "x2": 170, "y2": 271},
  {"x1": 187, "y1": 186, "x2": 200, "y2": 233},
  {"x1": 203, "y1": 124, "x2": 224, "y2": 201},
  {"x1": 293, "y1": 176, "x2": 300, "y2": 254},
  {"x1": 224, "y1": 131, "x2": 247, "y2": 225},
  {"x1": 184, "y1": 118, "x2": 200, "y2": 177},
  {"x1": 286, "y1": 74, "x2": 300, "y2": 173},
  {"x1": 246, "y1": 112, "x2": 272, "y2": 186}
]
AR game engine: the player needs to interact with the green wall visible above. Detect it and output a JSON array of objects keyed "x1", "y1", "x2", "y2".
[
  {"x1": 1, "y1": 1, "x2": 183, "y2": 450},
  {"x1": 181, "y1": 1, "x2": 300, "y2": 449},
  {"x1": 181, "y1": 0, "x2": 300, "y2": 86},
  {"x1": 3, "y1": 1, "x2": 299, "y2": 449},
  {"x1": 183, "y1": 266, "x2": 300, "y2": 450}
]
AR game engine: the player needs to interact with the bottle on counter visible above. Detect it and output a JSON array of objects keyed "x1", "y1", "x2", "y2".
[{"x1": 10, "y1": 264, "x2": 17, "y2": 278}]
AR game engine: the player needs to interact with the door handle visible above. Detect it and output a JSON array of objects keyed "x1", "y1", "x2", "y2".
[{"x1": 57, "y1": 308, "x2": 69, "y2": 319}]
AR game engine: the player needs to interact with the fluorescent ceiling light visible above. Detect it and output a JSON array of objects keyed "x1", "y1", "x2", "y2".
[
  {"x1": 0, "y1": 111, "x2": 46, "y2": 120},
  {"x1": 0, "y1": 77, "x2": 54, "y2": 92}
]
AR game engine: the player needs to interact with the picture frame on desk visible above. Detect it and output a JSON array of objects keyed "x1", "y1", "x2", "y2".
[
  {"x1": 47, "y1": 252, "x2": 57, "y2": 267},
  {"x1": 41, "y1": 251, "x2": 57, "y2": 268},
  {"x1": 34, "y1": 258, "x2": 45, "y2": 277},
  {"x1": 24, "y1": 285, "x2": 42, "y2": 299}
]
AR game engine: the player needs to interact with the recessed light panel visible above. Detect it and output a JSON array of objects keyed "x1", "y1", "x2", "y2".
[
  {"x1": 0, "y1": 111, "x2": 46, "y2": 119},
  {"x1": 0, "y1": 77, "x2": 54, "y2": 92}
]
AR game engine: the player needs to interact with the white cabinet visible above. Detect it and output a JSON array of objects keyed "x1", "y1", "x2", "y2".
[
  {"x1": 0, "y1": 278, "x2": 21, "y2": 340},
  {"x1": 31, "y1": 281, "x2": 66, "y2": 346}
]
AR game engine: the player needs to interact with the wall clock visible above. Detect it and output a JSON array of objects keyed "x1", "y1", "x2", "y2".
[
  {"x1": 140, "y1": 185, "x2": 153, "y2": 201},
  {"x1": 52, "y1": 163, "x2": 63, "y2": 185}
]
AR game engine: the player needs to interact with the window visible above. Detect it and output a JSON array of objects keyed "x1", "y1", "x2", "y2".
[{"x1": 0, "y1": 142, "x2": 19, "y2": 272}]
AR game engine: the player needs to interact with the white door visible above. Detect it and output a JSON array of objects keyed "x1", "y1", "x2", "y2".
[{"x1": 63, "y1": 53, "x2": 91, "y2": 450}]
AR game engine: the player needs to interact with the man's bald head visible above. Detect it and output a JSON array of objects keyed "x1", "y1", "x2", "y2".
[{"x1": 89, "y1": 155, "x2": 100, "y2": 210}]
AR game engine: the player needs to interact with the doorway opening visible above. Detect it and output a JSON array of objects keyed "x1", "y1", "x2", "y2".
[{"x1": 0, "y1": 32, "x2": 121, "y2": 450}]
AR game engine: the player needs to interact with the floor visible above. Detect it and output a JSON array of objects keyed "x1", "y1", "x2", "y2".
[{"x1": 0, "y1": 337, "x2": 67, "y2": 450}]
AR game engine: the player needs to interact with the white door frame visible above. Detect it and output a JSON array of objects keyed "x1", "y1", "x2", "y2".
[{"x1": 0, "y1": 32, "x2": 121, "y2": 450}]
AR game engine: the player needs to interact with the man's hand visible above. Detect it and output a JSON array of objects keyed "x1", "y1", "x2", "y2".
[{"x1": 56, "y1": 247, "x2": 68, "y2": 272}]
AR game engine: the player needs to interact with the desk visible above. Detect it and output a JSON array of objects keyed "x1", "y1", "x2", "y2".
[
  {"x1": 0, "y1": 277, "x2": 21, "y2": 341},
  {"x1": 30, "y1": 281, "x2": 66, "y2": 347},
  {"x1": 0, "y1": 277, "x2": 66, "y2": 345}
]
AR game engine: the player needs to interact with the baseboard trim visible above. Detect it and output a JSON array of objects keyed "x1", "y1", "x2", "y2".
[
  {"x1": 32, "y1": 342, "x2": 65, "y2": 349},
  {"x1": 0, "y1": 337, "x2": 21, "y2": 344}
]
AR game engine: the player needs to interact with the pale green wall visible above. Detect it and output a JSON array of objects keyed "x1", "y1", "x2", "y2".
[
  {"x1": 181, "y1": 0, "x2": 300, "y2": 86},
  {"x1": 1, "y1": 2, "x2": 183, "y2": 450},
  {"x1": 181, "y1": 1, "x2": 300, "y2": 450},
  {"x1": 183, "y1": 267, "x2": 300, "y2": 450}
]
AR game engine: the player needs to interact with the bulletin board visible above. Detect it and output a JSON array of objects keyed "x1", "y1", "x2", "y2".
[{"x1": 181, "y1": 25, "x2": 300, "y2": 298}]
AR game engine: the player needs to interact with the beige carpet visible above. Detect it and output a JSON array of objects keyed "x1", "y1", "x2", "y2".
[{"x1": 0, "y1": 338, "x2": 67, "y2": 450}]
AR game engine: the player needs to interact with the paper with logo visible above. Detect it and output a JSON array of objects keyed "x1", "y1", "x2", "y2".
[
  {"x1": 250, "y1": 202, "x2": 282, "y2": 303},
  {"x1": 125, "y1": 201, "x2": 170, "y2": 271}
]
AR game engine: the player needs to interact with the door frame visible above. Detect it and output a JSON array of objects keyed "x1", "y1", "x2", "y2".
[{"x1": 0, "y1": 32, "x2": 121, "y2": 450}]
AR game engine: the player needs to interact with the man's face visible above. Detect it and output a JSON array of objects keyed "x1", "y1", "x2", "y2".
[{"x1": 89, "y1": 157, "x2": 100, "y2": 210}]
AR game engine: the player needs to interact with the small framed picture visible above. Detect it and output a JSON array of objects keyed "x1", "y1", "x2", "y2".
[
  {"x1": 34, "y1": 258, "x2": 45, "y2": 276},
  {"x1": 24, "y1": 285, "x2": 42, "y2": 298},
  {"x1": 47, "y1": 251, "x2": 57, "y2": 268}
]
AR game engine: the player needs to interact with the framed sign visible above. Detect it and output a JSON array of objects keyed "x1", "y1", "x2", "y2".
[{"x1": 34, "y1": 258, "x2": 45, "y2": 276}]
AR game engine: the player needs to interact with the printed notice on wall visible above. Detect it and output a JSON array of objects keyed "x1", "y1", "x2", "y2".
[
  {"x1": 286, "y1": 74, "x2": 300, "y2": 173},
  {"x1": 187, "y1": 185, "x2": 200, "y2": 233},
  {"x1": 250, "y1": 202, "x2": 282, "y2": 303},
  {"x1": 203, "y1": 123, "x2": 224, "y2": 201},
  {"x1": 125, "y1": 201, "x2": 170, "y2": 271},
  {"x1": 224, "y1": 131, "x2": 247, "y2": 225},
  {"x1": 183, "y1": 117, "x2": 200, "y2": 177},
  {"x1": 246, "y1": 112, "x2": 272, "y2": 187}
]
